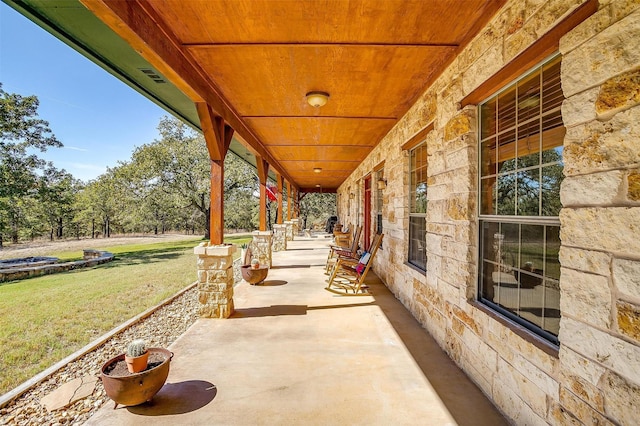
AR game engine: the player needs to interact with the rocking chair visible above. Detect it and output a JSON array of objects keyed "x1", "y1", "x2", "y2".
[
  {"x1": 325, "y1": 233, "x2": 384, "y2": 296},
  {"x1": 325, "y1": 225, "x2": 362, "y2": 274}
]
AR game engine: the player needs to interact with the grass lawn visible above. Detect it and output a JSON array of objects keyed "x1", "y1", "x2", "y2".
[{"x1": 0, "y1": 235, "x2": 251, "y2": 395}]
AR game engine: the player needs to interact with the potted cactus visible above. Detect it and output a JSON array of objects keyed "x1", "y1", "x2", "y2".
[
  {"x1": 125, "y1": 339, "x2": 149, "y2": 373},
  {"x1": 251, "y1": 258, "x2": 260, "y2": 269}
]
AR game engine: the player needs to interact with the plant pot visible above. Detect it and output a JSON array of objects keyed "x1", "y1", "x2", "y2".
[
  {"x1": 241, "y1": 264, "x2": 269, "y2": 285},
  {"x1": 101, "y1": 348, "x2": 173, "y2": 408},
  {"x1": 125, "y1": 351, "x2": 149, "y2": 373}
]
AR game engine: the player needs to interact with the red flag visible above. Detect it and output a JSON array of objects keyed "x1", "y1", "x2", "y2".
[{"x1": 266, "y1": 185, "x2": 277, "y2": 202}]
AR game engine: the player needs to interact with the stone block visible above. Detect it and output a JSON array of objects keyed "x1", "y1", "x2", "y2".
[
  {"x1": 562, "y1": 87, "x2": 598, "y2": 127},
  {"x1": 559, "y1": 386, "x2": 611, "y2": 426},
  {"x1": 40, "y1": 375, "x2": 97, "y2": 412},
  {"x1": 560, "y1": 371, "x2": 605, "y2": 412},
  {"x1": 628, "y1": 170, "x2": 640, "y2": 201},
  {"x1": 559, "y1": 318, "x2": 640, "y2": 385},
  {"x1": 560, "y1": 347, "x2": 607, "y2": 387},
  {"x1": 443, "y1": 110, "x2": 474, "y2": 142},
  {"x1": 601, "y1": 370, "x2": 640, "y2": 425},
  {"x1": 559, "y1": 246, "x2": 611, "y2": 276},
  {"x1": 562, "y1": 9, "x2": 640, "y2": 97},
  {"x1": 206, "y1": 268, "x2": 234, "y2": 284},
  {"x1": 497, "y1": 357, "x2": 548, "y2": 414},
  {"x1": 616, "y1": 300, "x2": 640, "y2": 343},
  {"x1": 549, "y1": 401, "x2": 583, "y2": 426},
  {"x1": 446, "y1": 193, "x2": 475, "y2": 221},
  {"x1": 461, "y1": 44, "x2": 504, "y2": 95},
  {"x1": 595, "y1": 68, "x2": 640, "y2": 118},
  {"x1": 561, "y1": 171, "x2": 623, "y2": 205},
  {"x1": 612, "y1": 258, "x2": 640, "y2": 299},
  {"x1": 492, "y1": 376, "x2": 547, "y2": 426},
  {"x1": 560, "y1": 207, "x2": 640, "y2": 256},
  {"x1": 564, "y1": 107, "x2": 640, "y2": 175},
  {"x1": 560, "y1": 267, "x2": 611, "y2": 328},
  {"x1": 445, "y1": 147, "x2": 474, "y2": 171},
  {"x1": 197, "y1": 255, "x2": 234, "y2": 271}
]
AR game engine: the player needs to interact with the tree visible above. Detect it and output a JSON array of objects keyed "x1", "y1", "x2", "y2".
[
  {"x1": 128, "y1": 116, "x2": 259, "y2": 238},
  {"x1": 35, "y1": 166, "x2": 81, "y2": 240},
  {"x1": 299, "y1": 193, "x2": 337, "y2": 230},
  {"x1": 0, "y1": 84, "x2": 61, "y2": 245}
]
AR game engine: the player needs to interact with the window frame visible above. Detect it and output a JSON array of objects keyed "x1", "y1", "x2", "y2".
[
  {"x1": 408, "y1": 142, "x2": 427, "y2": 271},
  {"x1": 477, "y1": 53, "x2": 563, "y2": 347},
  {"x1": 376, "y1": 168, "x2": 384, "y2": 235}
]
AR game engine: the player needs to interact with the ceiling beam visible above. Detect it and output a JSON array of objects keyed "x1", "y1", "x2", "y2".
[{"x1": 80, "y1": 0, "x2": 296, "y2": 185}]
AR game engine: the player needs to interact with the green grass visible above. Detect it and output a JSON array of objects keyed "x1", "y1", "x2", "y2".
[{"x1": 0, "y1": 236, "x2": 252, "y2": 395}]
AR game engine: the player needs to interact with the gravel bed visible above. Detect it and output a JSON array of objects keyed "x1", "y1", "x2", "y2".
[{"x1": 0, "y1": 286, "x2": 199, "y2": 425}]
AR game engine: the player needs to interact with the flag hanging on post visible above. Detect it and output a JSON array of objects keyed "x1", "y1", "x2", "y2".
[{"x1": 266, "y1": 184, "x2": 277, "y2": 202}]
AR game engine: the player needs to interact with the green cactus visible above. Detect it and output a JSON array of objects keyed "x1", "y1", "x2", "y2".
[{"x1": 126, "y1": 339, "x2": 147, "y2": 357}]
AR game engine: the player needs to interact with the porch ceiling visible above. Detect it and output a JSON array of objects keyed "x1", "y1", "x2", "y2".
[{"x1": 10, "y1": 0, "x2": 506, "y2": 191}]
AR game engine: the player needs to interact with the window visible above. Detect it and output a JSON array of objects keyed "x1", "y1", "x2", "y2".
[
  {"x1": 409, "y1": 143, "x2": 427, "y2": 270},
  {"x1": 376, "y1": 168, "x2": 384, "y2": 235},
  {"x1": 478, "y1": 54, "x2": 563, "y2": 345}
]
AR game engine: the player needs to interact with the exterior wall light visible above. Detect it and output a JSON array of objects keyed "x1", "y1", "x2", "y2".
[{"x1": 377, "y1": 178, "x2": 387, "y2": 190}]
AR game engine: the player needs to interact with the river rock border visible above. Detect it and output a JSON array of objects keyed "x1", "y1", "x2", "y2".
[{"x1": 0, "y1": 250, "x2": 114, "y2": 282}]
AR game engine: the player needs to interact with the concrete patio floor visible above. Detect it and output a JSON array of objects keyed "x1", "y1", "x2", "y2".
[{"x1": 87, "y1": 236, "x2": 507, "y2": 425}]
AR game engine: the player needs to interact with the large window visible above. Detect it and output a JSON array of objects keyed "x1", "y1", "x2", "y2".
[
  {"x1": 376, "y1": 168, "x2": 384, "y2": 235},
  {"x1": 409, "y1": 143, "x2": 427, "y2": 270},
  {"x1": 478, "y1": 54, "x2": 563, "y2": 345}
]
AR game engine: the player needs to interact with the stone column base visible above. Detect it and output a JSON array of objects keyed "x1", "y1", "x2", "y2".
[
  {"x1": 284, "y1": 221, "x2": 294, "y2": 241},
  {"x1": 272, "y1": 224, "x2": 287, "y2": 251},
  {"x1": 252, "y1": 231, "x2": 273, "y2": 268},
  {"x1": 194, "y1": 243, "x2": 237, "y2": 319},
  {"x1": 291, "y1": 218, "x2": 300, "y2": 239}
]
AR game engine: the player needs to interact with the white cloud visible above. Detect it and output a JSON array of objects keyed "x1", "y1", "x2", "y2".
[{"x1": 63, "y1": 146, "x2": 89, "y2": 152}]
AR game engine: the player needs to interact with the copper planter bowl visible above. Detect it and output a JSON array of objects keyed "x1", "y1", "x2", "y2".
[
  {"x1": 241, "y1": 265, "x2": 269, "y2": 285},
  {"x1": 100, "y1": 348, "x2": 173, "y2": 408}
]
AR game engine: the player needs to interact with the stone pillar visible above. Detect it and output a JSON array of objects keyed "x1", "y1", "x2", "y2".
[
  {"x1": 194, "y1": 243, "x2": 236, "y2": 319},
  {"x1": 291, "y1": 218, "x2": 300, "y2": 239},
  {"x1": 251, "y1": 231, "x2": 273, "y2": 268},
  {"x1": 272, "y1": 224, "x2": 287, "y2": 251},
  {"x1": 284, "y1": 221, "x2": 294, "y2": 241}
]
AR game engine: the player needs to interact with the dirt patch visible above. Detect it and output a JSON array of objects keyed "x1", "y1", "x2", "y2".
[
  {"x1": 103, "y1": 352, "x2": 168, "y2": 377},
  {"x1": 0, "y1": 234, "x2": 202, "y2": 260}
]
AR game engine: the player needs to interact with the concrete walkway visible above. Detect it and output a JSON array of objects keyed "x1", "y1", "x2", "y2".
[{"x1": 87, "y1": 237, "x2": 507, "y2": 425}]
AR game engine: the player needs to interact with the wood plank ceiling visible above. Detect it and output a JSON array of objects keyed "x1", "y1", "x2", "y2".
[{"x1": 81, "y1": 0, "x2": 505, "y2": 192}]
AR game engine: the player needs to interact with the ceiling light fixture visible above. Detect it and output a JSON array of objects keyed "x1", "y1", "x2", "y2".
[
  {"x1": 306, "y1": 91, "x2": 330, "y2": 107},
  {"x1": 313, "y1": 168, "x2": 322, "y2": 173}
]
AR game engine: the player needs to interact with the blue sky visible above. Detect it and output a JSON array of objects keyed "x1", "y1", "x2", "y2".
[{"x1": 0, "y1": 2, "x2": 168, "y2": 182}]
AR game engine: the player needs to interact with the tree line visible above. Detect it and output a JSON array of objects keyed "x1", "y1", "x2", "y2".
[{"x1": 0, "y1": 85, "x2": 335, "y2": 246}]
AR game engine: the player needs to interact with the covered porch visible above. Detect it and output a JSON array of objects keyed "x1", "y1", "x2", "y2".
[{"x1": 87, "y1": 237, "x2": 506, "y2": 425}]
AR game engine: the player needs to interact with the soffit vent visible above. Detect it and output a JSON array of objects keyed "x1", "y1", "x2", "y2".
[{"x1": 138, "y1": 68, "x2": 166, "y2": 84}]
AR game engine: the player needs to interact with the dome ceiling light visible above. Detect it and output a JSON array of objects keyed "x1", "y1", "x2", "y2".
[{"x1": 306, "y1": 91, "x2": 330, "y2": 107}]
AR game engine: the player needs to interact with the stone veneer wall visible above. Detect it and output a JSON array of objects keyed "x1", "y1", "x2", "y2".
[{"x1": 337, "y1": 1, "x2": 640, "y2": 424}]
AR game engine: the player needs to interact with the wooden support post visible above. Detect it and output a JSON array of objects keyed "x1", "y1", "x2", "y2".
[
  {"x1": 256, "y1": 156, "x2": 270, "y2": 231},
  {"x1": 286, "y1": 181, "x2": 292, "y2": 221},
  {"x1": 196, "y1": 102, "x2": 233, "y2": 244},
  {"x1": 276, "y1": 174, "x2": 283, "y2": 225}
]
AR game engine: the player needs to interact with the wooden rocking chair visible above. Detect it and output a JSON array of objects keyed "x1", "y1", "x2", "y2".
[
  {"x1": 325, "y1": 225, "x2": 362, "y2": 274},
  {"x1": 325, "y1": 233, "x2": 384, "y2": 296},
  {"x1": 333, "y1": 223, "x2": 353, "y2": 248}
]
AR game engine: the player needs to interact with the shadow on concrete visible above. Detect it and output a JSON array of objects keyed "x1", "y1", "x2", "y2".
[
  {"x1": 125, "y1": 380, "x2": 217, "y2": 416},
  {"x1": 233, "y1": 305, "x2": 307, "y2": 317},
  {"x1": 363, "y1": 275, "x2": 508, "y2": 426},
  {"x1": 258, "y1": 280, "x2": 288, "y2": 286},
  {"x1": 233, "y1": 301, "x2": 375, "y2": 318}
]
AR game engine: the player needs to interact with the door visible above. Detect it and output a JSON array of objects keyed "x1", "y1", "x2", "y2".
[{"x1": 364, "y1": 176, "x2": 371, "y2": 251}]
